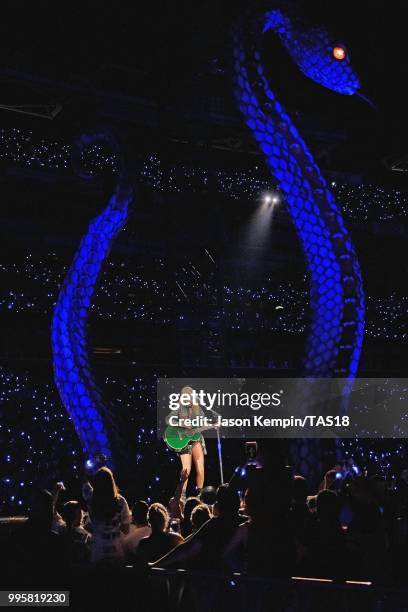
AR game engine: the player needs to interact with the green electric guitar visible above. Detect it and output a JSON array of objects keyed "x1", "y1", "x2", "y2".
[{"x1": 164, "y1": 424, "x2": 217, "y2": 451}]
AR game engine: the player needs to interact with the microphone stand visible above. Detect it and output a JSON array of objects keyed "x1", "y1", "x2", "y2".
[
  {"x1": 216, "y1": 426, "x2": 224, "y2": 485},
  {"x1": 206, "y1": 408, "x2": 224, "y2": 485}
]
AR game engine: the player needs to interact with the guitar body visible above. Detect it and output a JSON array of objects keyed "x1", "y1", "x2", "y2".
[{"x1": 164, "y1": 425, "x2": 202, "y2": 451}]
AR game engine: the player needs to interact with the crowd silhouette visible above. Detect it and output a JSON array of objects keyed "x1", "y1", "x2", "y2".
[{"x1": 3, "y1": 457, "x2": 408, "y2": 610}]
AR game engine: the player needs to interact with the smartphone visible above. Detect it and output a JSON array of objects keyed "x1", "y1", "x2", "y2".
[{"x1": 245, "y1": 441, "x2": 258, "y2": 459}]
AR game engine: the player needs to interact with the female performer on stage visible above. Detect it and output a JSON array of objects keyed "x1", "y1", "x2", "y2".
[{"x1": 167, "y1": 386, "x2": 206, "y2": 499}]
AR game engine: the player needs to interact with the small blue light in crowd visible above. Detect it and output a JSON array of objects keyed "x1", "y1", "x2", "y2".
[
  {"x1": 351, "y1": 465, "x2": 359, "y2": 474},
  {"x1": 240, "y1": 468, "x2": 247, "y2": 477},
  {"x1": 335, "y1": 472, "x2": 342, "y2": 480},
  {"x1": 85, "y1": 459, "x2": 95, "y2": 469}
]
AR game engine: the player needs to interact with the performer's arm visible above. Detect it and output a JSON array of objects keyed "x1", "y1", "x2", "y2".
[{"x1": 165, "y1": 405, "x2": 193, "y2": 430}]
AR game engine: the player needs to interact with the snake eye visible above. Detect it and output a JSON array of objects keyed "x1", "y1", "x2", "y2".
[{"x1": 332, "y1": 45, "x2": 347, "y2": 61}]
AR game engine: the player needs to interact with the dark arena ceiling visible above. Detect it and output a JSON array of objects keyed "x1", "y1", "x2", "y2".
[{"x1": 1, "y1": 0, "x2": 408, "y2": 180}]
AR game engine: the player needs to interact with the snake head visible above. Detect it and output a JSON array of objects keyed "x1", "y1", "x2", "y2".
[{"x1": 264, "y1": 9, "x2": 360, "y2": 96}]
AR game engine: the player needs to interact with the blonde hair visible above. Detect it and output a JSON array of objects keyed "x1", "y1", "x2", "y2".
[
  {"x1": 148, "y1": 502, "x2": 169, "y2": 532},
  {"x1": 180, "y1": 386, "x2": 201, "y2": 416}
]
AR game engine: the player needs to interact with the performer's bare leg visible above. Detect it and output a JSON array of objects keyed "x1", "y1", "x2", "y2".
[
  {"x1": 180, "y1": 453, "x2": 192, "y2": 496},
  {"x1": 191, "y1": 441, "x2": 205, "y2": 491}
]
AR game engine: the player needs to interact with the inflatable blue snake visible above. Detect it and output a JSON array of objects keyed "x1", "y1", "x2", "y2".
[
  {"x1": 232, "y1": 4, "x2": 364, "y2": 378},
  {"x1": 52, "y1": 3, "x2": 364, "y2": 464},
  {"x1": 52, "y1": 131, "x2": 134, "y2": 463}
]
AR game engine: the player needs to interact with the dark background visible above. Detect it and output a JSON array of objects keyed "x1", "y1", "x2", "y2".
[{"x1": 0, "y1": 1, "x2": 407, "y2": 514}]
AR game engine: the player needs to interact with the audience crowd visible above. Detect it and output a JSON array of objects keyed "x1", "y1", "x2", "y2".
[
  {"x1": 2, "y1": 128, "x2": 408, "y2": 222},
  {"x1": 1, "y1": 253, "x2": 406, "y2": 341},
  {"x1": 3, "y1": 456, "x2": 408, "y2": 598}
]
